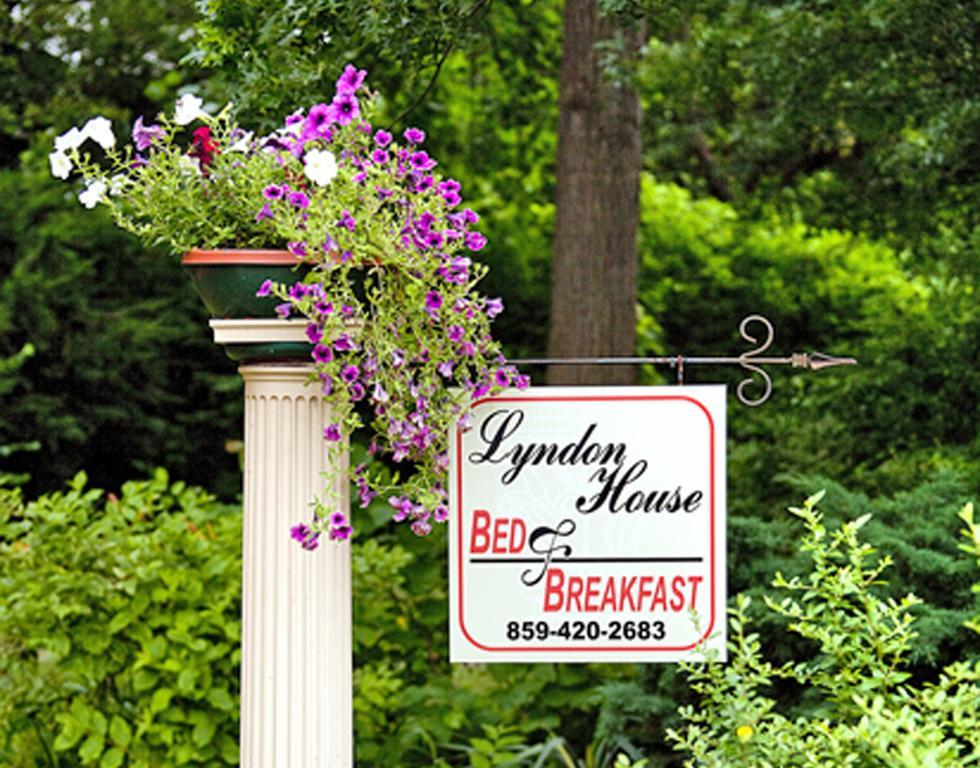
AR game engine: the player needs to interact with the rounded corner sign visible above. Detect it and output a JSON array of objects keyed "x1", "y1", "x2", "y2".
[{"x1": 448, "y1": 385, "x2": 727, "y2": 663}]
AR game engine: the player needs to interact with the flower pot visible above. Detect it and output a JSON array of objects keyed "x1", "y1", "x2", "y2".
[
  {"x1": 182, "y1": 249, "x2": 309, "y2": 317},
  {"x1": 182, "y1": 249, "x2": 312, "y2": 363}
]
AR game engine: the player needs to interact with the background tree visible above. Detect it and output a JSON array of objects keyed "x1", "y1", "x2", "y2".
[{"x1": 547, "y1": 0, "x2": 644, "y2": 385}]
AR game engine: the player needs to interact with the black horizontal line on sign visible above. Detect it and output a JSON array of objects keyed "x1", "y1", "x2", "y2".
[{"x1": 468, "y1": 557, "x2": 704, "y2": 564}]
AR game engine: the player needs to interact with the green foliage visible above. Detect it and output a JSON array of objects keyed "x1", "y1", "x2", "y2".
[
  {"x1": 958, "y1": 503, "x2": 980, "y2": 635},
  {"x1": 635, "y1": 0, "x2": 980, "y2": 250},
  {"x1": 0, "y1": 469, "x2": 241, "y2": 766},
  {"x1": 0, "y1": 0, "x2": 200, "y2": 167},
  {"x1": 638, "y1": 177, "x2": 978, "y2": 499},
  {"x1": 0, "y1": 344, "x2": 40, "y2": 487},
  {"x1": 192, "y1": 0, "x2": 494, "y2": 129},
  {"x1": 668, "y1": 493, "x2": 980, "y2": 767},
  {"x1": 0, "y1": 153, "x2": 244, "y2": 498},
  {"x1": 724, "y1": 468, "x2": 977, "y2": 683}
]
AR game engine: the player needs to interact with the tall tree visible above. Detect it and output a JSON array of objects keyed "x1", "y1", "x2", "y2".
[{"x1": 547, "y1": 0, "x2": 644, "y2": 384}]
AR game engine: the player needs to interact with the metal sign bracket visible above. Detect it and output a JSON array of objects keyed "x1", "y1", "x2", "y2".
[{"x1": 514, "y1": 315, "x2": 857, "y2": 407}]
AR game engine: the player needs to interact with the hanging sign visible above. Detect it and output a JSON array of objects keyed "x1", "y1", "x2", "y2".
[{"x1": 448, "y1": 386, "x2": 726, "y2": 663}]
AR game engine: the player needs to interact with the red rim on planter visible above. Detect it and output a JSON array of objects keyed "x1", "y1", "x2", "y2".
[{"x1": 181, "y1": 249, "x2": 308, "y2": 319}]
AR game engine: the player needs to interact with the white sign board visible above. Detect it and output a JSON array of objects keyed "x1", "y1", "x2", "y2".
[{"x1": 449, "y1": 386, "x2": 726, "y2": 663}]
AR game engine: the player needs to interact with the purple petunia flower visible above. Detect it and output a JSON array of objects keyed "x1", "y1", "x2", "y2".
[
  {"x1": 411, "y1": 519, "x2": 432, "y2": 537},
  {"x1": 437, "y1": 361, "x2": 454, "y2": 378},
  {"x1": 433, "y1": 505, "x2": 449, "y2": 523},
  {"x1": 330, "y1": 511, "x2": 347, "y2": 527},
  {"x1": 287, "y1": 241, "x2": 307, "y2": 258},
  {"x1": 338, "y1": 210, "x2": 356, "y2": 231},
  {"x1": 284, "y1": 109, "x2": 305, "y2": 133},
  {"x1": 256, "y1": 279, "x2": 273, "y2": 297},
  {"x1": 132, "y1": 116, "x2": 166, "y2": 151},
  {"x1": 289, "y1": 191, "x2": 310, "y2": 209},
  {"x1": 409, "y1": 151, "x2": 436, "y2": 171},
  {"x1": 374, "y1": 129, "x2": 392, "y2": 147},
  {"x1": 425, "y1": 290, "x2": 443, "y2": 312},
  {"x1": 514, "y1": 373, "x2": 531, "y2": 390},
  {"x1": 447, "y1": 325, "x2": 465, "y2": 343},
  {"x1": 255, "y1": 203, "x2": 274, "y2": 222},
  {"x1": 312, "y1": 344, "x2": 333, "y2": 364},
  {"x1": 290, "y1": 523, "x2": 310, "y2": 542},
  {"x1": 439, "y1": 179, "x2": 461, "y2": 195},
  {"x1": 306, "y1": 324, "x2": 323, "y2": 344},
  {"x1": 484, "y1": 297, "x2": 504, "y2": 318},
  {"x1": 336, "y1": 64, "x2": 367, "y2": 94},
  {"x1": 331, "y1": 93, "x2": 360, "y2": 125},
  {"x1": 323, "y1": 424, "x2": 342, "y2": 441},
  {"x1": 494, "y1": 369, "x2": 511, "y2": 387},
  {"x1": 341, "y1": 364, "x2": 360, "y2": 383},
  {"x1": 329, "y1": 524, "x2": 352, "y2": 541},
  {"x1": 357, "y1": 483, "x2": 377, "y2": 508},
  {"x1": 275, "y1": 303, "x2": 292, "y2": 318},
  {"x1": 303, "y1": 103, "x2": 333, "y2": 139},
  {"x1": 263, "y1": 184, "x2": 287, "y2": 200},
  {"x1": 371, "y1": 149, "x2": 390, "y2": 165},
  {"x1": 388, "y1": 496, "x2": 414, "y2": 522},
  {"x1": 333, "y1": 333, "x2": 356, "y2": 352},
  {"x1": 465, "y1": 231, "x2": 487, "y2": 251},
  {"x1": 404, "y1": 127, "x2": 425, "y2": 144}
]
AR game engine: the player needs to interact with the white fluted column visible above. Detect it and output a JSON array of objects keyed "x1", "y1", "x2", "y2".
[{"x1": 239, "y1": 363, "x2": 352, "y2": 767}]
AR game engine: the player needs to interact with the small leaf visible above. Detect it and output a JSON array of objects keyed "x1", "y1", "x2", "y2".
[
  {"x1": 109, "y1": 715, "x2": 132, "y2": 748},
  {"x1": 207, "y1": 686, "x2": 235, "y2": 712},
  {"x1": 79, "y1": 733, "x2": 105, "y2": 764},
  {"x1": 100, "y1": 747, "x2": 125, "y2": 768},
  {"x1": 151, "y1": 688, "x2": 173, "y2": 713}
]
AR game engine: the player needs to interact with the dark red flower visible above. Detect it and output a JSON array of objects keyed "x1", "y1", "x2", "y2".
[{"x1": 189, "y1": 125, "x2": 220, "y2": 172}]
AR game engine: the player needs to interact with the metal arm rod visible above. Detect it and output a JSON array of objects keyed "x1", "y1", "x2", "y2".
[{"x1": 511, "y1": 315, "x2": 858, "y2": 407}]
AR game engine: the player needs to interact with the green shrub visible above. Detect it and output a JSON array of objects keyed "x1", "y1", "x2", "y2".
[
  {"x1": 0, "y1": 470, "x2": 241, "y2": 767},
  {"x1": 669, "y1": 493, "x2": 980, "y2": 767}
]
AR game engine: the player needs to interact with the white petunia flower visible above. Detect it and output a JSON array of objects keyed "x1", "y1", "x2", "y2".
[
  {"x1": 178, "y1": 155, "x2": 201, "y2": 174},
  {"x1": 228, "y1": 130, "x2": 254, "y2": 153},
  {"x1": 108, "y1": 174, "x2": 127, "y2": 196},
  {"x1": 174, "y1": 94, "x2": 206, "y2": 126},
  {"x1": 304, "y1": 148, "x2": 338, "y2": 187},
  {"x1": 49, "y1": 151, "x2": 72, "y2": 179},
  {"x1": 78, "y1": 179, "x2": 108, "y2": 209},
  {"x1": 54, "y1": 126, "x2": 85, "y2": 153},
  {"x1": 81, "y1": 116, "x2": 116, "y2": 150}
]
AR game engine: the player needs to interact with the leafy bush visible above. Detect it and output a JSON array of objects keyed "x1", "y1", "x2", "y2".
[
  {"x1": 669, "y1": 493, "x2": 980, "y2": 767},
  {"x1": 0, "y1": 470, "x2": 241, "y2": 766}
]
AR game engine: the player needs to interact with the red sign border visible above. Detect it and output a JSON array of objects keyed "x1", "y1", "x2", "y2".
[{"x1": 453, "y1": 393, "x2": 719, "y2": 654}]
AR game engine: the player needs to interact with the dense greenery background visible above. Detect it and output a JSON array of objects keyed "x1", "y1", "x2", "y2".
[{"x1": 1, "y1": 0, "x2": 977, "y2": 765}]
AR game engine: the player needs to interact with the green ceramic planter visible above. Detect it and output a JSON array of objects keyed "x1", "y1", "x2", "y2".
[
  {"x1": 182, "y1": 249, "x2": 312, "y2": 363},
  {"x1": 182, "y1": 249, "x2": 309, "y2": 318}
]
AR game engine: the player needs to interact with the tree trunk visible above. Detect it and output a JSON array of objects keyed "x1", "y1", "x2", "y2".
[{"x1": 547, "y1": 0, "x2": 643, "y2": 385}]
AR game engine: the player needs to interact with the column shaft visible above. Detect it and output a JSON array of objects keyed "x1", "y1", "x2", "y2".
[{"x1": 239, "y1": 364, "x2": 352, "y2": 767}]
